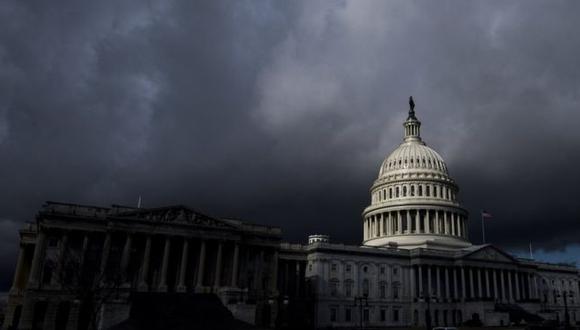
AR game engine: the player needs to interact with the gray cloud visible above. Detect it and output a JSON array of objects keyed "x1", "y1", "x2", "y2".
[{"x1": 0, "y1": 1, "x2": 579, "y2": 289}]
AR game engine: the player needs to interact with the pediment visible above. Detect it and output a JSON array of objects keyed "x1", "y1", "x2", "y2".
[
  {"x1": 463, "y1": 245, "x2": 516, "y2": 263},
  {"x1": 114, "y1": 205, "x2": 237, "y2": 229}
]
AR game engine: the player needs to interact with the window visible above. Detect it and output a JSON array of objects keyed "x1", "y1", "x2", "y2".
[
  {"x1": 331, "y1": 263, "x2": 337, "y2": 272},
  {"x1": 330, "y1": 279, "x2": 339, "y2": 297},
  {"x1": 363, "y1": 266, "x2": 368, "y2": 273},
  {"x1": 380, "y1": 267, "x2": 385, "y2": 275},
  {"x1": 389, "y1": 188, "x2": 392, "y2": 199},
  {"x1": 330, "y1": 307, "x2": 337, "y2": 322},
  {"x1": 393, "y1": 267, "x2": 398, "y2": 276},
  {"x1": 345, "y1": 308, "x2": 352, "y2": 322},
  {"x1": 380, "y1": 309, "x2": 386, "y2": 322},
  {"x1": 393, "y1": 309, "x2": 399, "y2": 322},
  {"x1": 426, "y1": 186, "x2": 430, "y2": 196},
  {"x1": 392, "y1": 282, "x2": 400, "y2": 299},
  {"x1": 363, "y1": 309, "x2": 369, "y2": 322},
  {"x1": 346, "y1": 264, "x2": 352, "y2": 272},
  {"x1": 410, "y1": 185, "x2": 415, "y2": 196},
  {"x1": 363, "y1": 279, "x2": 370, "y2": 297},
  {"x1": 309, "y1": 263, "x2": 312, "y2": 271},
  {"x1": 380, "y1": 283, "x2": 386, "y2": 298},
  {"x1": 395, "y1": 187, "x2": 399, "y2": 197},
  {"x1": 345, "y1": 280, "x2": 353, "y2": 297},
  {"x1": 402, "y1": 186, "x2": 407, "y2": 197},
  {"x1": 418, "y1": 185, "x2": 422, "y2": 196}
]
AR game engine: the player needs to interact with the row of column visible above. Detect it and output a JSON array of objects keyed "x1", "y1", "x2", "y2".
[
  {"x1": 364, "y1": 209, "x2": 466, "y2": 240},
  {"x1": 372, "y1": 183, "x2": 456, "y2": 204},
  {"x1": 410, "y1": 265, "x2": 540, "y2": 302},
  {"x1": 22, "y1": 231, "x2": 249, "y2": 292}
]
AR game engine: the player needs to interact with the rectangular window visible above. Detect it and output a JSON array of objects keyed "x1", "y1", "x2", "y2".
[
  {"x1": 346, "y1": 264, "x2": 351, "y2": 272},
  {"x1": 380, "y1": 267, "x2": 385, "y2": 274},
  {"x1": 330, "y1": 307, "x2": 337, "y2": 322},
  {"x1": 345, "y1": 308, "x2": 351, "y2": 322},
  {"x1": 380, "y1": 309, "x2": 386, "y2": 322},
  {"x1": 380, "y1": 284, "x2": 386, "y2": 298},
  {"x1": 363, "y1": 309, "x2": 369, "y2": 322},
  {"x1": 393, "y1": 309, "x2": 399, "y2": 322},
  {"x1": 393, "y1": 267, "x2": 398, "y2": 275},
  {"x1": 346, "y1": 282, "x2": 352, "y2": 297},
  {"x1": 331, "y1": 263, "x2": 337, "y2": 271}
]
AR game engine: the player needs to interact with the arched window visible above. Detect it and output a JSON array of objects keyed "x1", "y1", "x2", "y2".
[
  {"x1": 410, "y1": 185, "x2": 415, "y2": 196},
  {"x1": 395, "y1": 187, "x2": 400, "y2": 198},
  {"x1": 389, "y1": 188, "x2": 392, "y2": 199},
  {"x1": 383, "y1": 189, "x2": 386, "y2": 200},
  {"x1": 426, "y1": 185, "x2": 430, "y2": 197},
  {"x1": 402, "y1": 186, "x2": 407, "y2": 197},
  {"x1": 418, "y1": 185, "x2": 423, "y2": 196}
]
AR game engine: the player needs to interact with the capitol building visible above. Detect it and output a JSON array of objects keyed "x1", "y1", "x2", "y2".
[{"x1": 2, "y1": 99, "x2": 579, "y2": 329}]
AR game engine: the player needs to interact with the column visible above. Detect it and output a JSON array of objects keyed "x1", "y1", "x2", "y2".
[
  {"x1": 443, "y1": 212, "x2": 448, "y2": 234},
  {"x1": 138, "y1": 236, "x2": 152, "y2": 291},
  {"x1": 28, "y1": 231, "x2": 46, "y2": 287},
  {"x1": 415, "y1": 210, "x2": 421, "y2": 234},
  {"x1": 500, "y1": 270, "x2": 505, "y2": 302},
  {"x1": 120, "y1": 234, "x2": 132, "y2": 281},
  {"x1": 363, "y1": 218, "x2": 367, "y2": 240},
  {"x1": 158, "y1": 237, "x2": 171, "y2": 291},
  {"x1": 295, "y1": 260, "x2": 301, "y2": 296},
  {"x1": 453, "y1": 267, "x2": 458, "y2": 300},
  {"x1": 418, "y1": 265, "x2": 423, "y2": 295},
  {"x1": 451, "y1": 213, "x2": 456, "y2": 236},
  {"x1": 436, "y1": 266, "x2": 441, "y2": 298},
  {"x1": 100, "y1": 232, "x2": 112, "y2": 274},
  {"x1": 435, "y1": 211, "x2": 440, "y2": 234},
  {"x1": 9, "y1": 244, "x2": 26, "y2": 294},
  {"x1": 485, "y1": 269, "x2": 491, "y2": 298},
  {"x1": 176, "y1": 238, "x2": 189, "y2": 292},
  {"x1": 515, "y1": 271, "x2": 521, "y2": 301},
  {"x1": 507, "y1": 270, "x2": 513, "y2": 302},
  {"x1": 427, "y1": 266, "x2": 433, "y2": 296},
  {"x1": 461, "y1": 267, "x2": 466, "y2": 301},
  {"x1": 397, "y1": 211, "x2": 402, "y2": 234},
  {"x1": 469, "y1": 267, "x2": 474, "y2": 299},
  {"x1": 493, "y1": 269, "x2": 498, "y2": 300},
  {"x1": 445, "y1": 267, "x2": 450, "y2": 299},
  {"x1": 196, "y1": 240, "x2": 206, "y2": 288},
  {"x1": 477, "y1": 268, "x2": 482, "y2": 298},
  {"x1": 231, "y1": 243, "x2": 240, "y2": 287},
  {"x1": 411, "y1": 266, "x2": 416, "y2": 299},
  {"x1": 406, "y1": 211, "x2": 411, "y2": 234},
  {"x1": 53, "y1": 233, "x2": 69, "y2": 286},
  {"x1": 425, "y1": 210, "x2": 431, "y2": 233},
  {"x1": 527, "y1": 273, "x2": 533, "y2": 300},
  {"x1": 214, "y1": 241, "x2": 223, "y2": 288}
]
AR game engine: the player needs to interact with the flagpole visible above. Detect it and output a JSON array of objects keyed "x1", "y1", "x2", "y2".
[{"x1": 481, "y1": 210, "x2": 486, "y2": 244}]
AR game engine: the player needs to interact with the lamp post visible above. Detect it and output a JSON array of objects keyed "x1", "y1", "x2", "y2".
[{"x1": 353, "y1": 293, "x2": 369, "y2": 330}]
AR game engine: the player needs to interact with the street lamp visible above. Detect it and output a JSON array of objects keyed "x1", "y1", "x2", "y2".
[
  {"x1": 353, "y1": 293, "x2": 369, "y2": 330},
  {"x1": 419, "y1": 291, "x2": 437, "y2": 330}
]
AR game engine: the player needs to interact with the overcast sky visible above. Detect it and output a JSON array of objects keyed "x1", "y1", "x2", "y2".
[{"x1": 1, "y1": 1, "x2": 580, "y2": 289}]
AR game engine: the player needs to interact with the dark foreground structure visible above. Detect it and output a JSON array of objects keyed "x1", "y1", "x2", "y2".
[{"x1": 3, "y1": 102, "x2": 580, "y2": 329}]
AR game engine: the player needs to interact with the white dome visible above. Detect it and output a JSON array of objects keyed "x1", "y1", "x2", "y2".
[
  {"x1": 378, "y1": 141, "x2": 448, "y2": 178},
  {"x1": 362, "y1": 97, "x2": 470, "y2": 250}
]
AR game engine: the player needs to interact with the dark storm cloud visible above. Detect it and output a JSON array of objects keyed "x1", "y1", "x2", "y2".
[{"x1": 1, "y1": 1, "x2": 579, "y2": 288}]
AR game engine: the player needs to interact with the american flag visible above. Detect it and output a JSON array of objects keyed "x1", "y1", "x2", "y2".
[{"x1": 481, "y1": 210, "x2": 493, "y2": 219}]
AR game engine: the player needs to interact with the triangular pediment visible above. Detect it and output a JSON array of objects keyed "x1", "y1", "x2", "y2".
[
  {"x1": 463, "y1": 245, "x2": 516, "y2": 263},
  {"x1": 113, "y1": 205, "x2": 237, "y2": 229}
]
